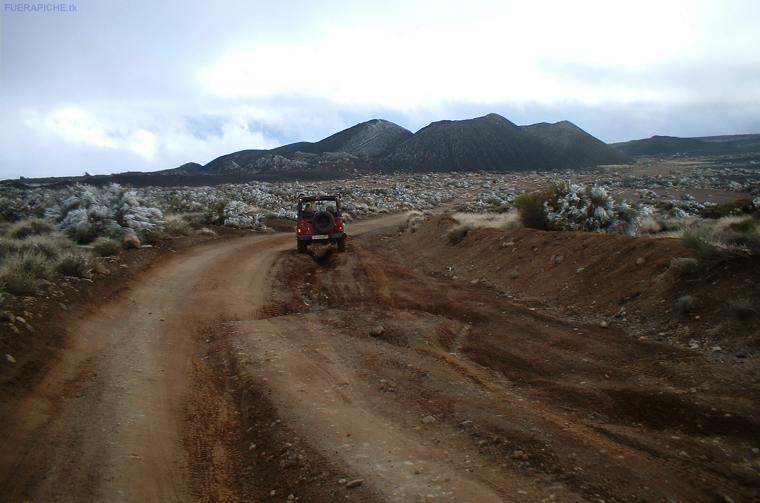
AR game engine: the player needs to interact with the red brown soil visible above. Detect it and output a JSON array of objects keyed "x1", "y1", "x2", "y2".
[
  {"x1": 0, "y1": 226, "x2": 247, "y2": 399},
  {"x1": 1, "y1": 213, "x2": 759, "y2": 502},
  {"x1": 398, "y1": 215, "x2": 760, "y2": 352}
]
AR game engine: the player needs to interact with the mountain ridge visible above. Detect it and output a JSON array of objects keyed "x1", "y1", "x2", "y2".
[
  {"x1": 177, "y1": 113, "x2": 630, "y2": 179},
  {"x1": 5, "y1": 114, "x2": 639, "y2": 186}
]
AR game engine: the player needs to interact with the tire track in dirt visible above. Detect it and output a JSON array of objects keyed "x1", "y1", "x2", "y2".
[
  {"x1": 0, "y1": 233, "x2": 290, "y2": 502},
  {"x1": 243, "y1": 220, "x2": 759, "y2": 502}
]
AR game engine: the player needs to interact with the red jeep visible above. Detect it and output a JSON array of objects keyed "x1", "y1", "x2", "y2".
[{"x1": 296, "y1": 194, "x2": 346, "y2": 253}]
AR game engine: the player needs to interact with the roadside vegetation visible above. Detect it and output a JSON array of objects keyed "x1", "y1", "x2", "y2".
[
  {"x1": 0, "y1": 219, "x2": 90, "y2": 295},
  {"x1": 514, "y1": 182, "x2": 640, "y2": 235}
]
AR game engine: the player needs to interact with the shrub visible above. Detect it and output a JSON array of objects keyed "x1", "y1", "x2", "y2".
[
  {"x1": 682, "y1": 226, "x2": 722, "y2": 259},
  {"x1": 0, "y1": 237, "x2": 20, "y2": 260},
  {"x1": 138, "y1": 227, "x2": 167, "y2": 245},
  {"x1": 637, "y1": 216, "x2": 662, "y2": 234},
  {"x1": 92, "y1": 237, "x2": 121, "y2": 257},
  {"x1": 204, "y1": 201, "x2": 227, "y2": 225},
  {"x1": 47, "y1": 183, "x2": 164, "y2": 241},
  {"x1": 164, "y1": 215, "x2": 191, "y2": 236},
  {"x1": 514, "y1": 192, "x2": 550, "y2": 230},
  {"x1": 0, "y1": 266, "x2": 37, "y2": 295},
  {"x1": 8, "y1": 218, "x2": 54, "y2": 239},
  {"x1": 681, "y1": 217, "x2": 760, "y2": 258},
  {"x1": 0, "y1": 251, "x2": 53, "y2": 295},
  {"x1": 674, "y1": 295, "x2": 697, "y2": 317},
  {"x1": 14, "y1": 251, "x2": 53, "y2": 279},
  {"x1": 702, "y1": 197, "x2": 756, "y2": 219},
  {"x1": 64, "y1": 218, "x2": 98, "y2": 244},
  {"x1": 669, "y1": 257, "x2": 699, "y2": 278},
  {"x1": 55, "y1": 252, "x2": 91, "y2": 278},
  {"x1": 122, "y1": 233, "x2": 141, "y2": 249},
  {"x1": 16, "y1": 234, "x2": 75, "y2": 260},
  {"x1": 403, "y1": 211, "x2": 425, "y2": 233},
  {"x1": 725, "y1": 297, "x2": 756, "y2": 321},
  {"x1": 515, "y1": 183, "x2": 640, "y2": 234},
  {"x1": 447, "y1": 225, "x2": 471, "y2": 245}
]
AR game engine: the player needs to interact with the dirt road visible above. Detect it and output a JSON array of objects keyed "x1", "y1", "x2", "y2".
[
  {"x1": 2, "y1": 212, "x2": 758, "y2": 502},
  {"x1": 0, "y1": 214, "x2": 406, "y2": 502}
]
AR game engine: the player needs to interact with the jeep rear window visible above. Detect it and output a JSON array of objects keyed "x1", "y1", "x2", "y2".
[{"x1": 299, "y1": 199, "x2": 339, "y2": 217}]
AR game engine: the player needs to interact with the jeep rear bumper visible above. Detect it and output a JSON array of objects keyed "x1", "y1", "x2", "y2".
[{"x1": 297, "y1": 233, "x2": 346, "y2": 243}]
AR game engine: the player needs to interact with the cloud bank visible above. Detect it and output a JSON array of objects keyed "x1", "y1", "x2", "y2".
[{"x1": 1, "y1": 0, "x2": 758, "y2": 179}]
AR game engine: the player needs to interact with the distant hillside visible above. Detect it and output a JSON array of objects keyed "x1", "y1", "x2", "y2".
[
  {"x1": 4, "y1": 114, "x2": 632, "y2": 187},
  {"x1": 197, "y1": 119, "x2": 412, "y2": 176},
  {"x1": 391, "y1": 114, "x2": 540, "y2": 171},
  {"x1": 162, "y1": 113, "x2": 627, "y2": 179},
  {"x1": 522, "y1": 120, "x2": 629, "y2": 167},
  {"x1": 391, "y1": 114, "x2": 627, "y2": 171},
  {"x1": 612, "y1": 134, "x2": 760, "y2": 157}
]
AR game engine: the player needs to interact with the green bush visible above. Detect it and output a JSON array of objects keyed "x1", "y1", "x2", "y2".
[
  {"x1": 0, "y1": 267, "x2": 37, "y2": 295},
  {"x1": 682, "y1": 227, "x2": 722, "y2": 259},
  {"x1": 8, "y1": 218, "x2": 55, "y2": 239},
  {"x1": 702, "y1": 197, "x2": 756, "y2": 219},
  {"x1": 92, "y1": 237, "x2": 121, "y2": 257},
  {"x1": 138, "y1": 227, "x2": 167, "y2": 245},
  {"x1": 65, "y1": 223, "x2": 98, "y2": 244},
  {"x1": 514, "y1": 191, "x2": 550, "y2": 230},
  {"x1": 682, "y1": 217, "x2": 760, "y2": 258}
]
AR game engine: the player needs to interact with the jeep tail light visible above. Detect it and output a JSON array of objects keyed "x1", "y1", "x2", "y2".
[
  {"x1": 297, "y1": 226, "x2": 304, "y2": 234},
  {"x1": 337, "y1": 223, "x2": 344, "y2": 232}
]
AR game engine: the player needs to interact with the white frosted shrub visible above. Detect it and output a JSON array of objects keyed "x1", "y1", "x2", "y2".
[{"x1": 544, "y1": 183, "x2": 640, "y2": 235}]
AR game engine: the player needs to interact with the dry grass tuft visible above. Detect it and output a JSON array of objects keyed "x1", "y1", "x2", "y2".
[
  {"x1": 195, "y1": 227, "x2": 218, "y2": 237},
  {"x1": 452, "y1": 210, "x2": 521, "y2": 230},
  {"x1": 92, "y1": 237, "x2": 122, "y2": 257},
  {"x1": 55, "y1": 252, "x2": 91, "y2": 278},
  {"x1": 7, "y1": 218, "x2": 55, "y2": 240},
  {"x1": 164, "y1": 215, "x2": 192, "y2": 236}
]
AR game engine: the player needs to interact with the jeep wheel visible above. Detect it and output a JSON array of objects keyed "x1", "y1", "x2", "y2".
[
  {"x1": 312, "y1": 211, "x2": 335, "y2": 234},
  {"x1": 297, "y1": 240, "x2": 308, "y2": 254},
  {"x1": 336, "y1": 237, "x2": 346, "y2": 252}
]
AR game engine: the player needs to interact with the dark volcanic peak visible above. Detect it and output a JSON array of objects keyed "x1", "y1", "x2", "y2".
[
  {"x1": 390, "y1": 113, "x2": 628, "y2": 171},
  {"x1": 309, "y1": 118, "x2": 413, "y2": 157},
  {"x1": 390, "y1": 113, "x2": 540, "y2": 171},
  {"x1": 199, "y1": 119, "x2": 412, "y2": 175},
  {"x1": 269, "y1": 118, "x2": 412, "y2": 158},
  {"x1": 522, "y1": 120, "x2": 629, "y2": 166}
]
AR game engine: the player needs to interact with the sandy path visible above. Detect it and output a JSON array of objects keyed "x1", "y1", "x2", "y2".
[{"x1": 0, "y1": 224, "x2": 300, "y2": 501}]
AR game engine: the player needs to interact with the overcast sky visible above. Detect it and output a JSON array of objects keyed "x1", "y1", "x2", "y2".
[{"x1": 1, "y1": 0, "x2": 758, "y2": 179}]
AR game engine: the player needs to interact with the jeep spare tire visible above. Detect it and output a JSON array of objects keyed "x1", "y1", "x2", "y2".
[{"x1": 312, "y1": 211, "x2": 335, "y2": 234}]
